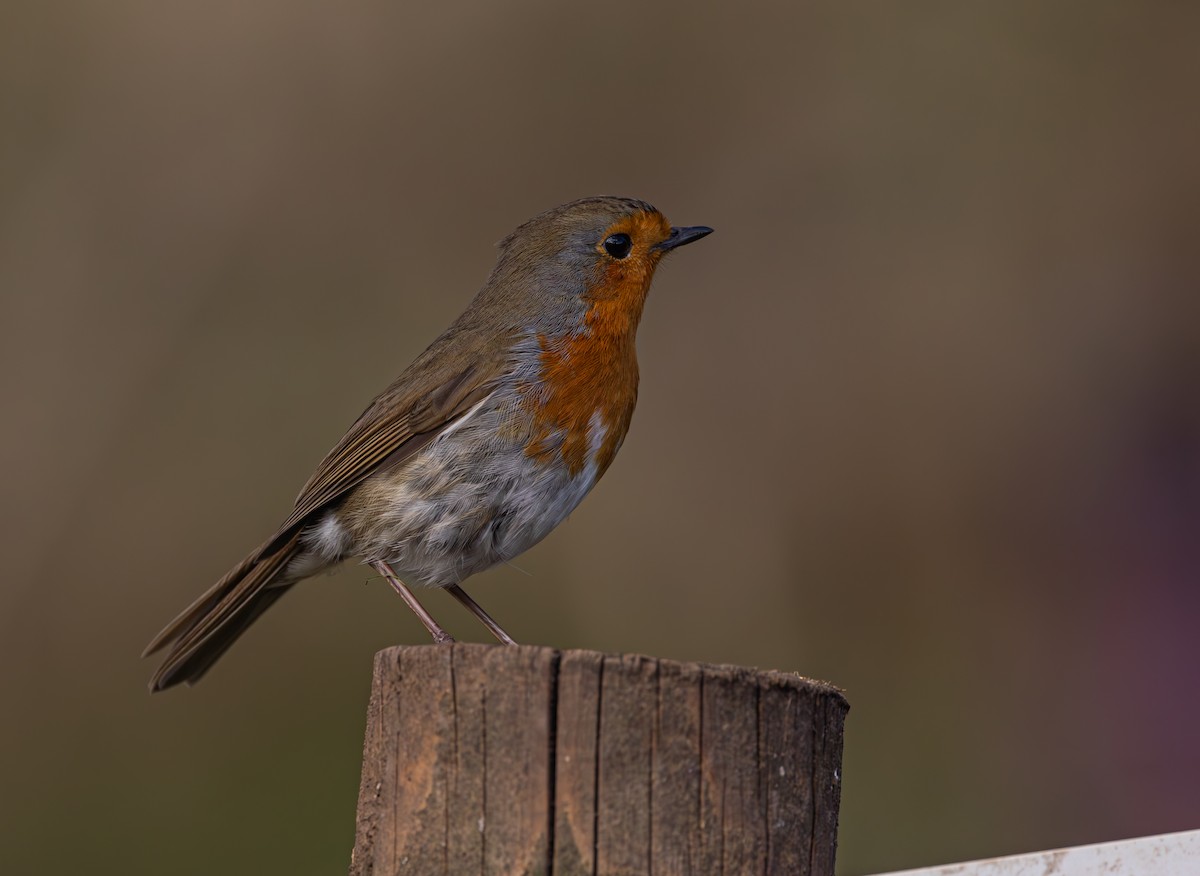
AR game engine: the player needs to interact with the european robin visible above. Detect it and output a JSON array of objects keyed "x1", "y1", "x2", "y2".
[{"x1": 144, "y1": 196, "x2": 712, "y2": 691}]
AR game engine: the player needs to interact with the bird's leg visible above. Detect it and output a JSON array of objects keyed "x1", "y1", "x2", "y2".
[
  {"x1": 445, "y1": 584, "x2": 518, "y2": 645},
  {"x1": 371, "y1": 560, "x2": 455, "y2": 644}
]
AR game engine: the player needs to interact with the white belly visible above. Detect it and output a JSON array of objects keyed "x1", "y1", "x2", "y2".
[{"x1": 292, "y1": 404, "x2": 608, "y2": 588}]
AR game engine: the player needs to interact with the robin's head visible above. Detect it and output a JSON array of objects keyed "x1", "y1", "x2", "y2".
[{"x1": 479, "y1": 196, "x2": 712, "y2": 328}]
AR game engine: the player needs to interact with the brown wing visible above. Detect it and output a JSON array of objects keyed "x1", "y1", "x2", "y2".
[
  {"x1": 279, "y1": 348, "x2": 508, "y2": 542},
  {"x1": 143, "y1": 326, "x2": 514, "y2": 688}
]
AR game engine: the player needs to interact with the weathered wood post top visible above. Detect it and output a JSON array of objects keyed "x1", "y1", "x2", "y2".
[{"x1": 350, "y1": 644, "x2": 848, "y2": 876}]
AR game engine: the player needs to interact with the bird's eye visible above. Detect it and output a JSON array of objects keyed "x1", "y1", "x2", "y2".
[{"x1": 603, "y1": 233, "x2": 633, "y2": 259}]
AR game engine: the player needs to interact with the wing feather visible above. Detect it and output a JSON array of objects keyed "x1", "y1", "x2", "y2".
[{"x1": 279, "y1": 354, "x2": 505, "y2": 534}]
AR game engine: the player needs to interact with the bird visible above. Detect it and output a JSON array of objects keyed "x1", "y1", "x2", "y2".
[{"x1": 143, "y1": 196, "x2": 712, "y2": 692}]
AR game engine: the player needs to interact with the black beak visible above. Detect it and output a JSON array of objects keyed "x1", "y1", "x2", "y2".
[{"x1": 656, "y1": 225, "x2": 714, "y2": 252}]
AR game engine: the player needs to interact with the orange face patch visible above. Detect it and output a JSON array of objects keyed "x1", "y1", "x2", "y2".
[
  {"x1": 523, "y1": 209, "x2": 674, "y2": 476},
  {"x1": 587, "y1": 209, "x2": 674, "y2": 298}
]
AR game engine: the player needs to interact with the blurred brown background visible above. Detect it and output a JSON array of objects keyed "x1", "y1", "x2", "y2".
[{"x1": 2, "y1": 2, "x2": 1198, "y2": 873}]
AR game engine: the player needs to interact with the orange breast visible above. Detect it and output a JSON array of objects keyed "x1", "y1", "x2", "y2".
[
  {"x1": 524, "y1": 285, "x2": 657, "y2": 474},
  {"x1": 521, "y1": 208, "x2": 672, "y2": 477},
  {"x1": 523, "y1": 325, "x2": 637, "y2": 477}
]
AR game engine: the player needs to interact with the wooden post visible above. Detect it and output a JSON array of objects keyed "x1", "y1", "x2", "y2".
[{"x1": 349, "y1": 644, "x2": 848, "y2": 876}]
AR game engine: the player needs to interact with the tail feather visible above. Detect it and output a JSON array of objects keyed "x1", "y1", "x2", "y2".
[{"x1": 146, "y1": 530, "x2": 303, "y2": 692}]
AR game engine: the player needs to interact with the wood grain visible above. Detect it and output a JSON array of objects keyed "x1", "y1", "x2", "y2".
[{"x1": 350, "y1": 645, "x2": 847, "y2": 875}]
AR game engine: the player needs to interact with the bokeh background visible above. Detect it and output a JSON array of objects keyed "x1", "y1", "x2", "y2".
[{"x1": 2, "y1": 3, "x2": 1198, "y2": 873}]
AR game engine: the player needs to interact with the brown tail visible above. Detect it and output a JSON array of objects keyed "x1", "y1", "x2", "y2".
[{"x1": 144, "y1": 530, "x2": 303, "y2": 692}]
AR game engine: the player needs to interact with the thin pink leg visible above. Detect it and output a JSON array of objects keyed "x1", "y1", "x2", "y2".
[
  {"x1": 371, "y1": 560, "x2": 455, "y2": 644},
  {"x1": 445, "y1": 584, "x2": 518, "y2": 645}
]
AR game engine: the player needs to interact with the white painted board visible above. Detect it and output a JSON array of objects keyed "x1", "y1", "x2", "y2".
[{"x1": 869, "y1": 829, "x2": 1200, "y2": 876}]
